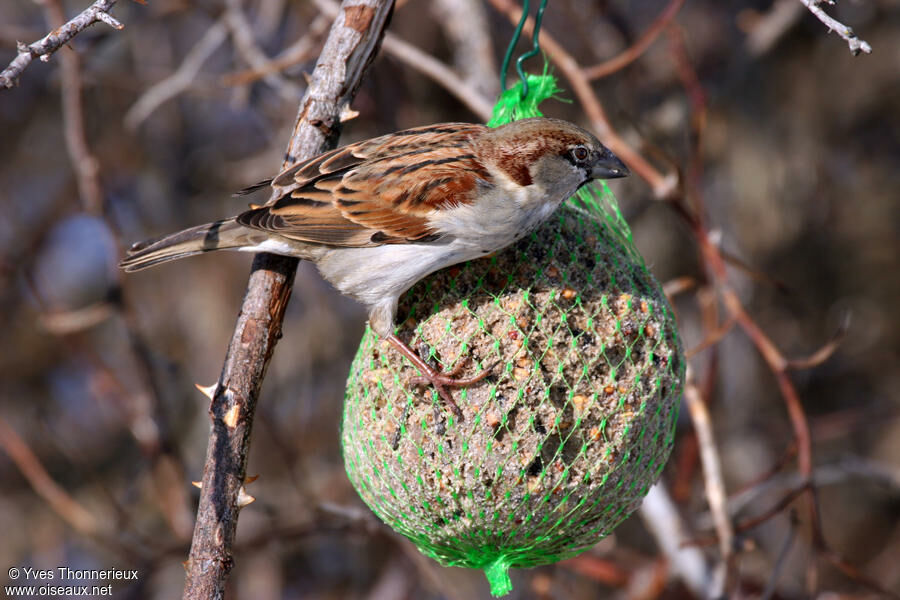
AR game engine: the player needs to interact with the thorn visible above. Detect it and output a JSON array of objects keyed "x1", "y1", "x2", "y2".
[
  {"x1": 245, "y1": 474, "x2": 259, "y2": 484},
  {"x1": 236, "y1": 486, "x2": 255, "y2": 508},
  {"x1": 302, "y1": 71, "x2": 312, "y2": 85},
  {"x1": 95, "y1": 11, "x2": 124, "y2": 30},
  {"x1": 195, "y1": 382, "x2": 218, "y2": 399},
  {"x1": 248, "y1": 203, "x2": 262, "y2": 210},
  {"x1": 192, "y1": 480, "x2": 202, "y2": 489},
  {"x1": 340, "y1": 105, "x2": 360, "y2": 122}
]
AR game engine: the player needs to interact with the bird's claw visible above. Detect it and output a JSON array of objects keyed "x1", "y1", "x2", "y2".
[{"x1": 409, "y1": 358, "x2": 499, "y2": 420}]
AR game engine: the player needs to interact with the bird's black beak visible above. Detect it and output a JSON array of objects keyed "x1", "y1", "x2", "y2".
[{"x1": 591, "y1": 148, "x2": 629, "y2": 180}]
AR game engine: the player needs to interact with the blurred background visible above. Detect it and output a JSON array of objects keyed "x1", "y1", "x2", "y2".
[{"x1": 1, "y1": 0, "x2": 898, "y2": 598}]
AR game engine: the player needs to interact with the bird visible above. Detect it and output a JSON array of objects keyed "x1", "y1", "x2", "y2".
[{"x1": 121, "y1": 117, "x2": 629, "y2": 416}]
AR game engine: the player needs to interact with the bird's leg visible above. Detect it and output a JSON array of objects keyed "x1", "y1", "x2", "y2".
[{"x1": 385, "y1": 333, "x2": 495, "y2": 419}]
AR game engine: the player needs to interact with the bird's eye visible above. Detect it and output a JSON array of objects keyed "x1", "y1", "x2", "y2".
[{"x1": 571, "y1": 145, "x2": 589, "y2": 162}]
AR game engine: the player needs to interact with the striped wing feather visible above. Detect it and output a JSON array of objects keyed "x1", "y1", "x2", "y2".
[{"x1": 237, "y1": 123, "x2": 491, "y2": 247}]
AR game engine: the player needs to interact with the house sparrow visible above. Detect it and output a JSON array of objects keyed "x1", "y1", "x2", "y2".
[{"x1": 121, "y1": 117, "x2": 628, "y2": 415}]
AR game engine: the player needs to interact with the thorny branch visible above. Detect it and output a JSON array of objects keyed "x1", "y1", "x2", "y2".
[
  {"x1": 181, "y1": 2, "x2": 395, "y2": 599},
  {"x1": 798, "y1": 0, "x2": 872, "y2": 55},
  {"x1": 0, "y1": 0, "x2": 123, "y2": 89}
]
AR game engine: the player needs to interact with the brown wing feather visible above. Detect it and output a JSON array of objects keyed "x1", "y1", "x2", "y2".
[{"x1": 237, "y1": 123, "x2": 492, "y2": 247}]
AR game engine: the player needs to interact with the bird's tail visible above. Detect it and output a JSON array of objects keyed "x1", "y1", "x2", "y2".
[{"x1": 120, "y1": 218, "x2": 266, "y2": 272}]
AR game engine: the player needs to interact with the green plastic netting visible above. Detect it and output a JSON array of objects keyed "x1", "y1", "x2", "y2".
[{"x1": 341, "y1": 75, "x2": 684, "y2": 596}]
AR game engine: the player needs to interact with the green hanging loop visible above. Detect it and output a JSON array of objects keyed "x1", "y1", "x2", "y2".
[
  {"x1": 515, "y1": 0, "x2": 548, "y2": 98},
  {"x1": 499, "y1": 0, "x2": 529, "y2": 93},
  {"x1": 499, "y1": 0, "x2": 549, "y2": 98}
]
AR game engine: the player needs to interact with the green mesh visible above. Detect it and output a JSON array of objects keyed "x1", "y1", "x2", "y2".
[{"x1": 341, "y1": 75, "x2": 685, "y2": 597}]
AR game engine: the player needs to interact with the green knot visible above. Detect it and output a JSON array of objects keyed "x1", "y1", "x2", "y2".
[
  {"x1": 487, "y1": 71, "x2": 564, "y2": 127},
  {"x1": 484, "y1": 555, "x2": 513, "y2": 597}
]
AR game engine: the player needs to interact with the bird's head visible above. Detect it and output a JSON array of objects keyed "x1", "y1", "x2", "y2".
[{"x1": 479, "y1": 118, "x2": 628, "y2": 200}]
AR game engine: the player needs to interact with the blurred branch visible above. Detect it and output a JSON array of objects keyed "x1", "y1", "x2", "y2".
[
  {"x1": 560, "y1": 554, "x2": 630, "y2": 587},
  {"x1": 38, "y1": 300, "x2": 114, "y2": 334},
  {"x1": 181, "y1": 2, "x2": 395, "y2": 599},
  {"x1": 486, "y1": 0, "x2": 679, "y2": 199},
  {"x1": 314, "y1": 0, "x2": 493, "y2": 121},
  {"x1": 662, "y1": 24, "x2": 864, "y2": 593},
  {"x1": 16, "y1": 0, "x2": 194, "y2": 538},
  {"x1": 583, "y1": 0, "x2": 685, "y2": 81},
  {"x1": 42, "y1": 0, "x2": 104, "y2": 214},
  {"x1": 798, "y1": 0, "x2": 872, "y2": 55},
  {"x1": 639, "y1": 482, "x2": 712, "y2": 597},
  {"x1": 124, "y1": 19, "x2": 228, "y2": 130},
  {"x1": 731, "y1": 444, "x2": 797, "y2": 498},
  {"x1": 742, "y1": 0, "x2": 805, "y2": 56},
  {"x1": 684, "y1": 376, "x2": 735, "y2": 597},
  {"x1": 431, "y1": 0, "x2": 498, "y2": 99},
  {"x1": 23, "y1": 267, "x2": 195, "y2": 540},
  {"x1": 223, "y1": 0, "x2": 304, "y2": 100},
  {"x1": 222, "y1": 14, "x2": 329, "y2": 87},
  {"x1": 380, "y1": 35, "x2": 493, "y2": 121},
  {"x1": 785, "y1": 315, "x2": 848, "y2": 370},
  {"x1": 0, "y1": 0, "x2": 123, "y2": 89},
  {"x1": 0, "y1": 416, "x2": 100, "y2": 535},
  {"x1": 685, "y1": 316, "x2": 735, "y2": 358},
  {"x1": 821, "y1": 548, "x2": 900, "y2": 600},
  {"x1": 662, "y1": 275, "x2": 698, "y2": 300},
  {"x1": 761, "y1": 510, "x2": 797, "y2": 600},
  {"x1": 725, "y1": 455, "x2": 900, "y2": 523}
]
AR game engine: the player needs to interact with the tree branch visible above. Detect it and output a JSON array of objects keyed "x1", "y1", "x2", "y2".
[
  {"x1": 0, "y1": 416, "x2": 101, "y2": 536},
  {"x1": 684, "y1": 375, "x2": 735, "y2": 597},
  {"x1": 222, "y1": 14, "x2": 329, "y2": 87},
  {"x1": 639, "y1": 482, "x2": 713, "y2": 597},
  {"x1": 124, "y1": 19, "x2": 228, "y2": 131},
  {"x1": 583, "y1": 0, "x2": 685, "y2": 81},
  {"x1": 798, "y1": 0, "x2": 872, "y2": 55},
  {"x1": 0, "y1": 0, "x2": 123, "y2": 89},
  {"x1": 181, "y1": 2, "x2": 395, "y2": 599},
  {"x1": 223, "y1": 0, "x2": 304, "y2": 101}
]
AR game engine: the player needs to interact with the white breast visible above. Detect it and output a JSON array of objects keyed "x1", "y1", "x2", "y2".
[
  {"x1": 427, "y1": 180, "x2": 563, "y2": 257},
  {"x1": 313, "y1": 242, "x2": 467, "y2": 306}
]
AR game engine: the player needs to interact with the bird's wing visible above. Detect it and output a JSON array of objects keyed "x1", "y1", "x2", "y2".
[{"x1": 237, "y1": 123, "x2": 493, "y2": 247}]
